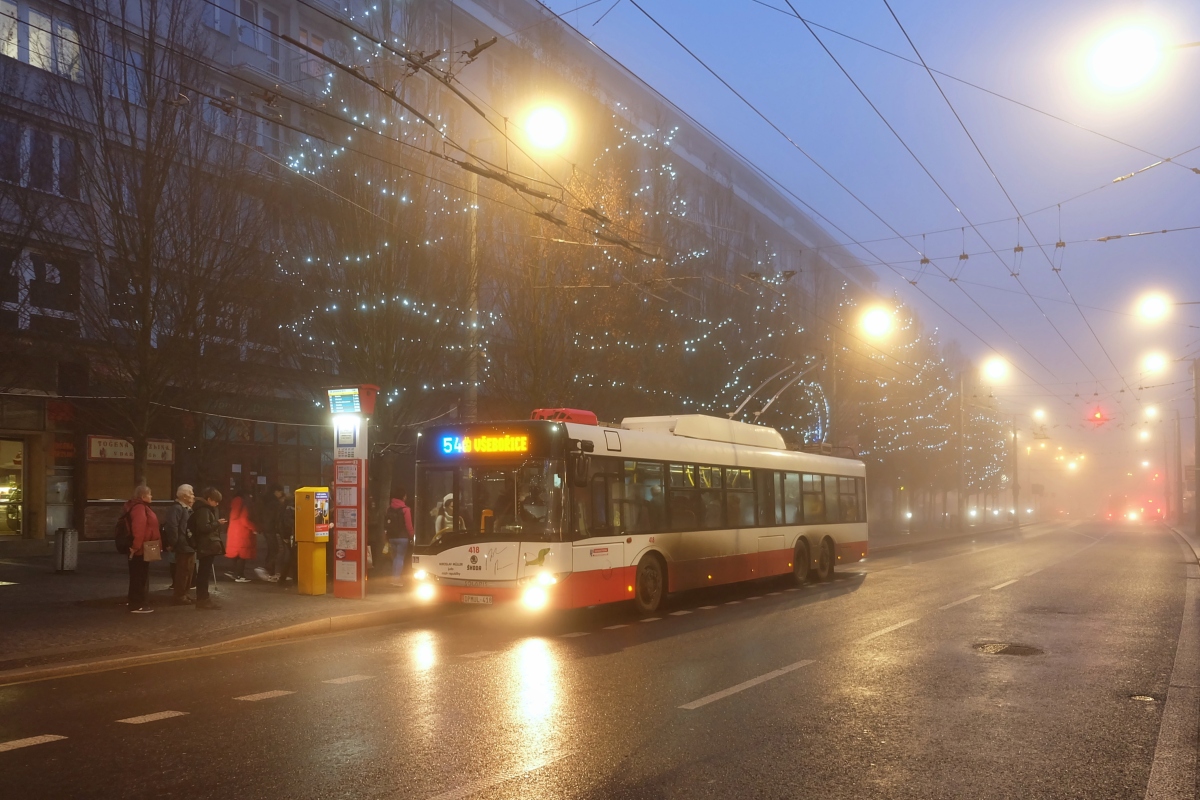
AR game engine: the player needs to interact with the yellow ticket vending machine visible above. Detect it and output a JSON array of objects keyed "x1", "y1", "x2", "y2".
[{"x1": 295, "y1": 487, "x2": 330, "y2": 595}]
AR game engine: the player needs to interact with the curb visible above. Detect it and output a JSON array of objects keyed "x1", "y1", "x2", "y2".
[
  {"x1": 869, "y1": 524, "x2": 1022, "y2": 556},
  {"x1": 0, "y1": 602, "x2": 428, "y2": 687}
]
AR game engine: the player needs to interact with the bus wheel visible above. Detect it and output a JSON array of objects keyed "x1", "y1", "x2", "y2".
[
  {"x1": 634, "y1": 554, "x2": 666, "y2": 614},
  {"x1": 815, "y1": 539, "x2": 834, "y2": 582},
  {"x1": 792, "y1": 539, "x2": 811, "y2": 584}
]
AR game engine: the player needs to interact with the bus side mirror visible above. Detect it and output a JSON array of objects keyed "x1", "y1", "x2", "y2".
[{"x1": 570, "y1": 454, "x2": 591, "y2": 488}]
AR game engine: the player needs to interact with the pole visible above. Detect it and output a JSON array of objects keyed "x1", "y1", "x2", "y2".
[
  {"x1": 1175, "y1": 407, "x2": 1185, "y2": 524},
  {"x1": 464, "y1": 170, "x2": 479, "y2": 423},
  {"x1": 958, "y1": 372, "x2": 966, "y2": 532},
  {"x1": 1194, "y1": 358, "x2": 1199, "y2": 539},
  {"x1": 1012, "y1": 415, "x2": 1020, "y2": 529},
  {"x1": 1162, "y1": 416, "x2": 1171, "y2": 520}
]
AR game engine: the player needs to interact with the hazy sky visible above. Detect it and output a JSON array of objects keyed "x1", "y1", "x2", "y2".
[{"x1": 543, "y1": 0, "x2": 1200, "y2": 510}]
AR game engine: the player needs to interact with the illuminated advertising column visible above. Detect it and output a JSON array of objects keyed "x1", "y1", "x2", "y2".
[{"x1": 328, "y1": 385, "x2": 378, "y2": 599}]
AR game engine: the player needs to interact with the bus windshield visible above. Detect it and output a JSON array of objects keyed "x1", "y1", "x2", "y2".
[{"x1": 416, "y1": 459, "x2": 564, "y2": 546}]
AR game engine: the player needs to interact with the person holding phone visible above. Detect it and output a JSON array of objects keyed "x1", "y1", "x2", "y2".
[{"x1": 189, "y1": 487, "x2": 228, "y2": 610}]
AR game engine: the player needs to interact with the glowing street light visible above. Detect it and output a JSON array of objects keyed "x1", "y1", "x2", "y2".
[
  {"x1": 1142, "y1": 352, "x2": 1169, "y2": 373},
  {"x1": 1033, "y1": 408, "x2": 1046, "y2": 420},
  {"x1": 1139, "y1": 430, "x2": 1150, "y2": 441},
  {"x1": 982, "y1": 356, "x2": 1009, "y2": 382},
  {"x1": 861, "y1": 306, "x2": 893, "y2": 339},
  {"x1": 525, "y1": 106, "x2": 569, "y2": 149},
  {"x1": 1088, "y1": 27, "x2": 1163, "y2": 91},
  {"x1": 1137, "y1": 293, "x2": 1172, "y2": 322},
  {"x1": 1146, "y1": 405, "x2": 1159, "y2": 418}
]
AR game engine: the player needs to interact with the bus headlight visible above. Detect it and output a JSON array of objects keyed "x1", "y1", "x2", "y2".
[
  {"x1": 415, "y1": 583, "x2": 436, "y2": 601},
  {"x1": 414, "y1": 569, "x2": 428, "y2": 582},
  {"x1": 522, "y1": 586, "x2": 549, "y2": 610},
  {"x1": 535, "y1": 571, "x2": 557, "y2": 586}
]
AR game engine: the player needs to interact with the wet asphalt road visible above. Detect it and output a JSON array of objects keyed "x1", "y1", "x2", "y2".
[{"x1": 0, "y1": 520, "x2": 1189, "y2": 799}]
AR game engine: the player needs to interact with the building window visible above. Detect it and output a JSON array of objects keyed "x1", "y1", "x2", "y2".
[
  {"x1": 237, "y1": 0, "x2": 257, "y2": 48},
  {"x1": 108, "y1": 41, "x2": 144, "y2": 105},
  {"x1": 298, "y1": 27, "x2": 326, "y2": 77},
  {"x1": 0, "y1": 0, "x2": 16, "y2": 59},
  {"x1": 205, "y1": 0, "x2": 232, "y2": 34},
  {"x1": 7, "y1": 122, "x2": 78, "y2": 198},
  {"x1": 12, "y1": 5, "x2": 80, "y2": 78}
]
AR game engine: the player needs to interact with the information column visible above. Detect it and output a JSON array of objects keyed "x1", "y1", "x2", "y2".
[{"x1": 328, "y1": 386, "x2": 378, "y2": 599}]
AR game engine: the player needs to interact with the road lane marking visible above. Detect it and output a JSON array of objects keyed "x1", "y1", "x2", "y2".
[
  {"x1": 767, "y1": 592, "x2": 781, "y2": 596},
  {"x1": 427, "y1": 750, "x2": 570, "y2": 800},
  {"x1": 458, "y1": 651, "x2": 497, "y2": 659},
  {"x1": 640, "y1": 617, "x2": 661, "y2": 623},
  {"x1": 669, "y1": 610, "x2": 692, "y2": 616},
  {"x1": 939, "y1": 594, "x2": 981, "y2": 611},
  {"x1": 699, "y1": 605, "x2": 717, "y2": 609},
  {"x1": 1024, "y1": 568, "x2": 1042, "y2": 577},
  {"x1": 560, "y1": 632, "x2": 590, "y2": 638},
  {"x1": 323, "y1": 675, "x2": 373, "y2": 684},
  {"x1": 602, "y1": 624, "x2": 627, "y2": 630},
  {"x1": 725, "y1": 600, "x2": 741, "y2": 605},
  {"x1": 234, "y1": 690, "x2": 294, "y2": 702},
  {"x1": 747, "y1": 596, "x2": 762, "y2": 601},
  {"x1": 679, "y1": 659, "x2": 815, "y2": 710},
  {"x1": 991, "y1": 579, "x2": 1018, "y2": 590},
  {"x1": 0, "y1": 735, "x2": 66, "y2": 752},
  {"x1": 856, "y1": 618, "x2": 919, "y2": 644},
  {"x1": 117, "y1": 711, "x2": 187, "y2": 724},
  {"x1": 784, "y1": 588, "x2": 799, "y2": 592}
]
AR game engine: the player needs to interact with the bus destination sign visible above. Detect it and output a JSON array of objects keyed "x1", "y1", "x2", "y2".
[{"x1": 441, "y1": 433, "x2": 529, "y2": 455}]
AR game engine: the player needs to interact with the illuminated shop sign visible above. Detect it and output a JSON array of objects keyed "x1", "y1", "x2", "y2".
[{"x1": 441, "y1": 433, "x2": 530, "y2": 455}]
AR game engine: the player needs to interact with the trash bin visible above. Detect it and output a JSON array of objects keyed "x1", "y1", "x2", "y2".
[{"x1": 54, "y1": 527, "x2": 78, "y2": 573}]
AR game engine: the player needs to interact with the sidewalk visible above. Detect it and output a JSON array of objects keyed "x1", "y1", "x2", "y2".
[{"x1": 0, "y1": 549, "x2": 425, "y2": 683}]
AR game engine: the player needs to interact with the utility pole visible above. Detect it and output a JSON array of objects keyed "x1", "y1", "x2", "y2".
[
  {"x1": 1194, "y1": 358, "x2": 1199, "y2": 539},
  {"x1": 1175, "y1": 407, "x2": 1185, "y2": 524},
  {"x1": 958, "y1": 371, "x2": 966, "y2": 532},
  {"x1": 463, "y1": 170, "x2": 479, "y2": 423},
  {"x1": 1012, "y1": 415, "x2": 1020, "y2": 530}
]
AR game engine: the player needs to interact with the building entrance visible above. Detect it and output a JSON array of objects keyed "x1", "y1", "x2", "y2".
[{"x1": 0, "y1": 439, "x2": 25, "y2": 536}]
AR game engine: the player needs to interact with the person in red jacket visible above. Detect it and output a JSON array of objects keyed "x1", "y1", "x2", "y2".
[
  {"x1": 223, "y1": 492, "x2": 257, "y2": 583},
  {"x1": 124, "y1": 485, "x2": 162, "y2": 613}
]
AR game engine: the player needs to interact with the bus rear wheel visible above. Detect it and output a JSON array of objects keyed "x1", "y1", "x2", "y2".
[
  {"x1": 792, "y1": 539, "x2": 811, "y2": 584},
  {"x1": 634, "y1": 554, "x2": 666, "y2": 614},
  {"x1": 815, "y1": 539, "x2": 834, "y2": 582}
]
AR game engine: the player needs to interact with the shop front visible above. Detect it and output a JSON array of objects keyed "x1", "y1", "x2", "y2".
[
  {"x1": 0, "y1": 396, "x2": 51, "y2": 543},
  {"x1": 82, "y1": 436, "x2": 175, "y2": 540}
]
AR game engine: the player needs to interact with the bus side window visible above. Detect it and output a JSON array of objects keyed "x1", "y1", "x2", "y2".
[
  {"x1": 755, "y1": 470, "x2": 775, "y2": 526},
  {"x1": 801, "y1": 473, "x2": 824, "y2": 524},
  {"x1": 783, "y1": 472, "x2": 801, "y2": 525},
  {"x1": 775, "y1": 472, "x2": 784, "y2": 525},
  {"x1": 857, "y1": 477, "x2": 867, "y2": 521},
  {"x1": 838, "y1": 476, "x2": 859, "y2": 522},
  {"x1": 823, "y1": 475, "x2": 841, "y2": 524},
  {"x1": 668, "y1": 464, "x2": 698, "y2": 531},
  {"x1": 697, "y1": 465, "x2": 723, "y2": 529},
  {"x1": 725, "y1": 467, "x2": 755, "y2": 528}
]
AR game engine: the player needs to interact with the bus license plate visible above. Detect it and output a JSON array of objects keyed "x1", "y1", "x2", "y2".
[{"x1": 462, "y1": 594, "x2": 493, "y2": 605}]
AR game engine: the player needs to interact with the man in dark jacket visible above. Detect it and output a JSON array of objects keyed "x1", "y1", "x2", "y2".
[
  {"x1": 189, "y1": 487, "x2": 226, "y2": 610},
  {"x1": 162, "y1": 484, "x2": 195, "y2": 605}
]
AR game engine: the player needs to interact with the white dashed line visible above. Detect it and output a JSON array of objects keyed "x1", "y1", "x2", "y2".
[
  {"x1": 560, "y1": 632, "x2": 590, "y2": 638},
  {"x1": 856, "y1": 618, "x2": 919, "y2": 644},
  {"x1": 784, "y1": 588, "x2": 800, "y2": 592},
  {"x1": 458, "y1": 651, "x2": 497, "y2": 659},
  {"x1": 699, "y1": 605, "x2": 718, "y2": 609},
  {"x1": 426, "y1": 750, "x2": 570, "y2": 800},
  {"x1": 991, "y1": 579, "x2": 1018, "y2": 591},
  {"x1": 767, "y1": 592, "x2": 781, "y2": 596},
  {"x1": 640, "y1": 617, "x2": 661, "y2": 623},
  {"x1": 0, "y1": 735, "x2": 66, "y2": 753},
  {"x1": 602, "y1": 624, "x2": 627, "y2": 630},
  {"x1": 323, "y1": 675, "x2": 373, "y2": 684},
  {"x1": 725, "y1": 600, "x2": 741, "y2": 605},
  {"x1": 939, "y1": 594, "x2": 981, "y2": 611},
  {"x1": 669, "y1": 610, "x2": 692, "y2": 616},
  {"x1": 747, "y1": 596, "x2": 762, "y2": 601},
  {"x1": 118, "y1": 711, "x2": 187, "y2": 725},
  {"x1": 1024, "y1": 568, "x2": 1042, "y2": 577},
  {"x1": 234, "y1": 690, "x2": 294, "y2": 702},
  {"x1": 679, "y1": 659, "x2": 815, "y2": 710}
]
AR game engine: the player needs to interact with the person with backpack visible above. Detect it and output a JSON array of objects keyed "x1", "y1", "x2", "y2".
[
  {"x1": 122, "y1": 485, "x2": 162, "y2": 614},
  {"x1": 189, "y1": 487, "x2": 226, "y2": 610},
  {"x1": 385, "y1": 488, "x2": 414, "y2": 587},
  {"x1": 161, "y1": 484, "x2": 195, "y2": 605}
]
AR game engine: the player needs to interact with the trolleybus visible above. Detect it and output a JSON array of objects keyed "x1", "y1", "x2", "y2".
[{"x1": 411, "y1": 411, "x2": 867, "y2": 613}]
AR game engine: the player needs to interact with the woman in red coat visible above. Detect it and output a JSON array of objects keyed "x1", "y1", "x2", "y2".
[
  {"x1": 125, "y1": 485, "x2": 162, "y2": 613},
  {"x1": 223, "y1": 493, "x2": 257, "y2": 583}
]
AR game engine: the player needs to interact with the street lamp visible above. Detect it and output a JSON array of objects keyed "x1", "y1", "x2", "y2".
[
  {"x1": 1143, "y1": 352, "x2": 1169, "y2": 374},
  {"x1": 860, "y1": 306, "x2": 893, "y2": 339},
  {"x1": 1088, "y1": 27, "x2": 1163, "y2": 91},
  {"x1": 524, "y1": 106, "x2": 569, "y2": 150},
  {"x1": 1137, "y1": 293, "x2": 1172, "y2": 322},
  {"x1": 983, "y1": 356, "x2": 1009, "y2": 383}
]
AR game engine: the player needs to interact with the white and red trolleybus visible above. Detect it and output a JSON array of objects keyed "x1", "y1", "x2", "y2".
[{"x1": 411, "y1": 412, "x2": 867, "y2": 614}]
